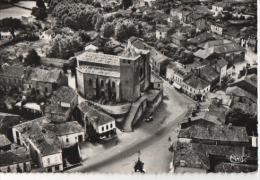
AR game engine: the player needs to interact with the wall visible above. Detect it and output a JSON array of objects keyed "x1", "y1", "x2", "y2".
[
  {"x1": 42, "y1": 153, "x2": 62, "y2": 168},
  {"x1": 40, "y1": 58, "x2": 66, "y2": 68},
  {"x1": 175, "y1": 167, "x2": 207, "y2": 173},
  {"x1": 0, "y1": 162, "x2": 31, "y2": 173},
  {"x1": 76, "y1": 69, "x2": 85, "y2": 97},
  {"x1": 58, "y1": 132, "x2": 85, "y2": 148},
  {"x1": 98, "y1": 121, "x2": 116, "y2": 134}
]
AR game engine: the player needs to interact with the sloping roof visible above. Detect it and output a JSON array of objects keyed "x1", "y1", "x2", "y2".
[
  {"x1": 121, "y1": 46, "x2": 139, "y2": 59},
  {"x1": 174, "y1": 142, "x2": 244, "y2": 170},
  {"x1": 0, "y1": 113, "x2": 21, "y2": 134},
  {"x1": 78, "y1": 102, "x2": 115, "y2": 126},
  {"x1": 198, "y1": 65, "x2": 219, "y2": 82},
  {"x1": 213, "y1": 43, "x2": 245, "y2": 54},
  {"x1": 13, "y1": 117, "x2": 63, "y2": 156},
  {"x1": 198, "y1": 39, "x2": 232, "y2": 49},
  {"x1": 215, "y1": 58, "x2": 229, "y2": 68},
  {"x1": 30, "y1": 68, "x2": 61, "y2": 83},
  {"x1": 76, "y1": 51, "x2": 121, "y2": 66},
  {"x1": 0, "y1": 65, "x2": 26, "y2": 78},
  {"x1": 206, "y1": 91, "x2": 233, "y2": 107},
  {"x1": 183, "y1": 73, "x2": 210, "y2": 90},
  {"x1": 193, "y1": 48, "x2": 214, "y2": 59},
  {"x1": 44, "y1": 29, "x2": 54, "y2": 35},
  {"x1": 231, "y1": 102, "x2": 257, "y2": 116},
  {"x1": 188, "y1": 32, "x2": 214, "y2": 45},
  {"x1": 43, "y1": 121, "x2": 84, "y2": 136},
  {"x1": 181, "y1": 99, "x2": 227, "y2": 125},
  {"x1": 226, "y1": 86, "x2": 257, "y2": 102},
  {"x1": 178, "y1": 124, "x2": 249, "y2": 142},
  {"x1": 50, "y1": 86, "x2": 77, "y2": 104},
  {"x1": 0, "y1": 134, "x2": 11, "y2": 147},
  {"x1": 0, "y1": 148, "x2": 31, "y2": 167},
  {"x1": 150, "y1": 48, "x2": 170, "y2": 63},
  {"x1": 130, "y1": 37, "x2": 151, "y2": 51}
]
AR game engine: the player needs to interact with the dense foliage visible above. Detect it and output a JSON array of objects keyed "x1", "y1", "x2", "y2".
[
  {"x1": 24, "y1": 49, "x2": 41, "y2": 66},
  {"x1": 0, "y1": 18, "x2": 24, "y2": 38},
  {"x1": 51, "y1": 2, "x2": 102, "y2": 31},
  {"x1": 47, "y1": 33, "x2": 84, "y2": 59}
]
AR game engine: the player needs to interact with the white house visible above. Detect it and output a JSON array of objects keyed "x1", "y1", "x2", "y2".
[
  {"x1": 39, "y1": 29, "x2": 55, "y2": 41},
  {"x1": 0, "y1": 32, "x2": 13, "y2": 41},
  {"x1": 78, "y1": 102, "x2": 117, "y2": 141},
  {"x1": 12, "y1": 117, "x2": 85, "y2": 172}
]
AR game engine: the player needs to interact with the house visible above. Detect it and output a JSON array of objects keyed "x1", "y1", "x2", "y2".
[
  {"x1": 182, "y1": 73, "x2": 211, "y2": 100},
  {"x1": 0, "y1": 147, "x2": 31, "y2": 173},
  {"x1": 76, "y1": 45, "x2": 151, "y2": 103},
  {"x1": 173, "y1": 142, "x2": 253, "y2": 173},
  {"x1": 150, "y1": 74, "x2": 163, "y2": 90},
  {"x1": 210, "y1": 58, "x2": 230, "y2": 85},
  {"x1": 0, "y1": 32, "x2": 14, "y2": 41},
  {"x1": 210, "y1": 21, "x2": 230, "y2": 35},
  {"x1": 40, "y1": 20, "x2": 52, "y2": 29},
  {"x1": 206, "y1": 91, "x2": 233, "y2": 108},
  {"x1": 155, "y1": 25, "x2": 170, "y2": 40},
  {"x1": 44, "y1": 86, "x2": 78, "y2": 122},
  {"x1": 187, "y1": 13, "x2": 204, "y2": 24},
  {"x1": 12, "y1": 117, "x2": 85, "y2": 172},
  {"x1": 0, "y1": 134, "x2": 11, "y2": 152},
  {"x1": 196, "y1": 39, "x2": 245, "y2": 62},
  {"x1": 85, "y1": 44, "x2": 98, "y2": 52},
  {"x1": 171, "y1": 32, "x2": 187, "y2": 46},
  {"x1": 116, "y1": 9, "x2": 132, "y2": 18},
  {"x1": 39, "y1": 29, "x2": 55, "y2": 41},
  {"x1": 0, "y1": 65, "x2": 26, "y2": 92},
  {"x1": 229, "y1": 74, "x2": 257, "y2": 96},
  {"x1": 0, "y1": 112, "x2": 21, "y2": 139},
  {"x1": 178, "y1": 123, "x2": 249, "y2": 146},
  {"x1": 24, "y1": 68, "x2": 64, "y2": 96},
  {"x1": 181, "y1": 11, "x2": 191, "y2": 24},
  {"x1": 166, "y1": 61, "x2": 185, "y2": 84},
  {"x1": 191, "y1": 65, "x2": 220, "y2": 90},
  {"x1": 150, "y1": 48, "x2": 171, "y2": 76},
  {"x1": 195, "y1": 18, "x2": 208, "y2": 32},
  {"x1": 180, "y1": 99, "x2": 227, "y2": 128},
  {"x1": 226, "y1": 86, "x2": 257, "y2": 104},
  {"x1": 188, "y1": 32, "x2": 215, "y2": 46},
  {"x1": 78, "y1": 102, "x2": 117, "y2": 141},
  {"x1": 167, "y1": 16, "x2": 180, "y2": 27},
  {"x1": 212, "y1": 2, "x2": 228, "y2": 13},
  {"x1": 240, "y1": 26, "x2": 257, "y2": 53},
  {"x1": 21, "y1": 15, "x2": 36, "y2": 25}
]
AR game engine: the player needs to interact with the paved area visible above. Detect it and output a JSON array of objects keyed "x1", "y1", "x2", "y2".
[{"x1": 67, "y1": 83, "x2": 194, "y2": 173}]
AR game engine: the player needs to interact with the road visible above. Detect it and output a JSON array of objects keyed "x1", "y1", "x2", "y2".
[{"x1": 67, "y1": 82, "x2": 194, "y2": 173}]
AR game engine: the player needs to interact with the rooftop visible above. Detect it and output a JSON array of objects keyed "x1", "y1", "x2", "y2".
[
  {"x1": 188, "y1": 32, "x2": 215, "y2": 45},
  {"x1": 50, "y1": 86, "x2": 77, "y2": 104},
  {"x1": 77, "y1": 65, "x2": 120, "y2": 78},
  {"x1": 196, "y1": 65, "x2": 219, "y2": 82},
  {"x1": 0, "y1": 65, "x2": 26, "y2": 78},
  {"x1": 0, "y1": 148, "x2": 31, "y2": 167},
  {"x1": 12, "y1": 117, "x2": 82, "y2": 156},
  {"x1": 178, "y1": 123, "x2": 249, "y2": 142},
  {"x1": 183, "y1": 73, "x2": 210, "y2": 90},
  {"x1": 76, "y1": 51, "x2": 121, "y2": 66},
  {"x1": 78, "y1": 102, "x2": 115, "y2": 126},
  {"x1": 174, "y1": 142, "x2": 245, "y2": 170},
  {"x1": 226, "y1": 86, "x2": 257, "y2": 102},
  {"x1": 30, "y1": 68, "x2": 62, "y2": 83},
  {"x1": 0, "y1": 134, "x2": 11, "y2": 147},
  {"x1": 150, "y1": 48, "x2": 170, "y2": 63},
  {"x1": 181, "y1": 99, "x2": 227, "y2": 125}
]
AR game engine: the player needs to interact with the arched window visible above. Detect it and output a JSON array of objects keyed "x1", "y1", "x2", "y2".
[
  {"x1": 112, "y1": 81, "x2": 115, "y2": 88},
  {"x1": 89, "y1": 79, "x2": 92, "y2": 86},
  {"x1": 139, "y1": 67, "x2": 143, "y2": 78}
]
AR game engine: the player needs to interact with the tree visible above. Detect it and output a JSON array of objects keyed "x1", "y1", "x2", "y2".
[
  {"x1": 0, "y1": 18, "x2": 24, "y2": 38},
  {"x1": 36, "y1": 0, "x2": 46, "y2": 9},
  {"x1": 115, "y1": 22, "x2": 127, "y2": 41},
  {"x1": 31, "y1": 7, "x2": 48, "y2": 21},
  {"x1": 79, "y1": 30, "x2": 91, "y2": 43},
  {"x1": 24, "y1": 49, "x2": 41, "y2": 66},
  {"x1": 122, "y1": 0, "x2": 133, "y2": 10},
  {"x1": 101, "y1": 22, "x2": 114, "y2": 38}
]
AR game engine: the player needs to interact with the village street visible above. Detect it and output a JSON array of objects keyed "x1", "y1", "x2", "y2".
[{"x1": 66, "y1": 82, "x2": 194, "y2": 173}]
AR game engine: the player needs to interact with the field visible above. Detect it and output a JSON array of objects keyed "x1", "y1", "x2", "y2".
[{"x1": 0, "y1": 1, "x2": 37, "y2": 20}]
